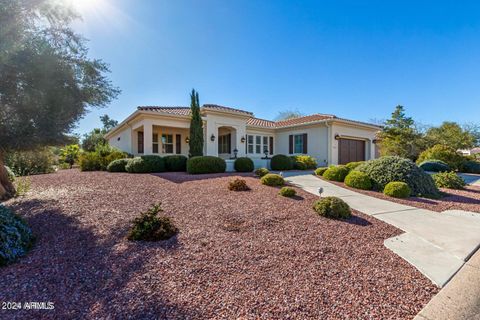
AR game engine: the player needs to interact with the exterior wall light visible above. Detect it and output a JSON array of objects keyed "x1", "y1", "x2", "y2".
[
  {"x1": 240, "y1": 136, "x2": 246, "y2": 143},
  {"x1": 334, "y1": 134, "x2": 340, "y2": 140},
  {"x1": 233, "y1": 148, "x2": 238, "y2": 159},
  {"x1": 185, "y1": 137, "x2": 190, "y2": 144},
  {"x1": 210, "y1": 134, "x2": 216, "y2": 142},
  {"x1": 372, "y1": 139, "x2": 378, "y2": 144}
]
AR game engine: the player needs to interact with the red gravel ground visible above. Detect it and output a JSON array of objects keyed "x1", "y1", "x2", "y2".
[
  {"x1": 319, "y1": 176, "x2": 480, "y2": 213},
  {"x1": 1, "y1": 170, "x2": 438, "y2": 319}
]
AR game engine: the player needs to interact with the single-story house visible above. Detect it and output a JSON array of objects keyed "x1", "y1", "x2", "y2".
[{"x1": 105, "y1": 104, "x2": 382, "y2": 167}]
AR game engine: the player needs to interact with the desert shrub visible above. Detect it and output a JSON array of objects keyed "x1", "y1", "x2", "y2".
[
  {"x1": 344, "y1": 171, "x2": 372, "y2": 190},
  {"x1": 322, "y1": 165, "x2": 350, "y2": 182},
  {"x1": 228, "y1": 178, "x2": 250, "y2": 191},
  {"x1": 57, "y1": 162, "x2": 71, "y2": 170},
  {"x1": 418, "y1": 160, "x2": 450, "y2": 172},
  {"x1": 432, "y1": 172, "x2": 466, "y2": 189},
  {"x1": 279, "y1": 186, "x2": 296, "y2": 197},
  {"x1": 128, "y1": 203, "x2": 178, "y2": 241},
  {"x1": 314, "y1": 167, "x2": 328, "y2": 176},
  {"x1": 345, "y1": 161, "x2": 365, "y2": 171},
  {"x1": 312, "y1": 196, "x2": 351, "y2": 219},
  {"x1": 79, "y1": 145, "x2": 127, "y2": 171},
  {"x1": 460, "y1": 160, "x2": 480, "y2": 174},
  {"x1": 186, "y1": 156, "x2": 226, "y2": 174},
  {"x1": 107, "y1": 159, "x2": 130, "y2": 172},
  {"x1": 255, "y1": 168, "x2": 269, "y2": 177},
  {"x1": 383, "y1": 182, "x2": 411, "y2": 198},
  {"x1": 357, "y1": 156, "x2": 438, "y2": 197},
  {"x1": 291, "y1": 155, "x2": 317, "y2": 170},
  {"x1": 261, "y1": 173, "x2": 285, "y2": 186},
  {"x1": 125, "y1": 155, "x2": 165, "y2": 173},
  {"x1": 5, "y1": 148, "x2": 55, "y2": 176},
  {"x1": 0, "y1": 205, "x2": 34, "y2": 266},
  {"x1": 4, "y1": 166, "x2": 15, "y2": 182},
  {"x1": 234, "y1": 157, "x2": 254, "y2": 172},
  {"x1": 59, "y1": 144, "x2": 80, "y2": 168},
  {"x1": 270, "y1": 154, "x2": 293, "y2": 171},
  {"x1": 79, "y1": 152, "x2": 103, "y2": 171},
  {"x1": 14, "y1": 177, "x2": 31, "y2": 197},
  {"x1": 164, "y1": 155, "x2": 187, "y2": 172},
  {"x1": 416, "y1": 144, "x2": 465, "y2": 170}
]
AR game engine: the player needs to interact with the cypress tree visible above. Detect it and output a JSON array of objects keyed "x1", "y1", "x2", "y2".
[{"x1": 189, "y1": 89, "x2": 204, "y2": 157}]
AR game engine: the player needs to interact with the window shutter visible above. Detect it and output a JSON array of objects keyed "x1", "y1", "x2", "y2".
[
  {"x1": 227, "y1": 134, "x2": 231, "y2": 154},
  {"x1": 269, "y1": 136, "x2": 274, "y2": 155},
  {"x1": 176, "y1": 134, "x2": 181, "y2": 154},
  {"x1": 289, "y1": 135, "x2": 293, "y2": 154},
  {"x1": 303, "y1": 133, "x2": 308, "y2": 154}
]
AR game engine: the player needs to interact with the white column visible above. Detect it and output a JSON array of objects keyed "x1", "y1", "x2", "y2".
[{"x1": 143, "y1": 121, "x2": 153, "y2": 155}]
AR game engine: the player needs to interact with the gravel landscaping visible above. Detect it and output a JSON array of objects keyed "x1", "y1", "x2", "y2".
[
  {"x1": 1, "y1": 170, "x2": 438, "y2": 319},
  {"x1": 318, "y1": 176, "x2": 480, "y2": 213}
]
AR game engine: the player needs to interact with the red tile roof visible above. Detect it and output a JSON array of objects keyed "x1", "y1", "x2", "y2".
[
  {"x1": 274, "y1": 114, "x2": 335, "y2": 127},
  {"x1": 137, "y1": 106, "x2": 190, "y2": 116},
  {"x1": 246, "y1": 117, "x2": 276, "y2": 128},
  {"x1": 202, "y1": 104, "x2": 254, "y2": 116}
]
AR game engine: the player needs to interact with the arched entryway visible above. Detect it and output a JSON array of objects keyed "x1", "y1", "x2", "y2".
[{"x1": 217, "y1": 126, "x2": 237, "y2": 159}]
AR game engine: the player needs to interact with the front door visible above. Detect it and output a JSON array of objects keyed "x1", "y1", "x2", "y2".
[{"x1": 338, "y1": 138, "x2": 365, "y2": 164}]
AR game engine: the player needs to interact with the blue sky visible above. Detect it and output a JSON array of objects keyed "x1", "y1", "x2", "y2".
[{"x1": 73, "y1": 0, "x2": 480, "y2": 135}]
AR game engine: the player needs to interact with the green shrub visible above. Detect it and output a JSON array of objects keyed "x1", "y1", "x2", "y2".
[
  {"x1": 432, "y1": 172, "x2": 466, "y2": 189},
  {"x1": 5, "y1": 148, "x2": 54, "y2": 176},
  {"x1": 228, "y1": 178, "x2": 250, "y2": 191},
  {"x1": 4, "y1": 166, "x2": 15, "y2": 182},
  {"x1": 79, "y1": 146, "x2": 127, "y2": 171},
  {"x1": 127, "y1": 203, "x2": 178, "y2": 241},
  {"x1": 107, "y1": 159, "x2": 130, "y2": 172},
  {"x1": 344, "y1": 171, "x2": 372, "y2": 190},
  {"x1": 291, "y1": 155, "x2": 317, "y2": 170},
  {"x1": 255, "y1": 168, "x2": 269, "y2": 177},
  {"x1": 125, "y1": 155, "x2": 165, "y2": 173},
  {"x1": 234, "y1": 157, "x2": 254, "y2": 172},
  {"x1": 314, "y1": 167, "x2": 328, "y2": 176},
  {"x1": 79, "y1": 152, "x2": 103, "y2": 171},
  {"x1": 164, "y1": 155, "x2": 187, "y2": 172},
  {"x1": 345, "y1": 161, "x2": 365, "y2": 171},
  {"x1": 383, "y1": 182, "x2": 411, "y2": 198},
  {"x1": 460, "y1": 160, "x2": 480, "y2": 174},
  {"x1": 0, "y1": 205, "x2": 34, "y2": 266},
  {"x1": 279, "y1": 186, "x2": 296, "y2": 197},
  {"x1": 313, "y1": 196, "x2": 351, "y2": 219},
  {"x1": 57, "y1": 162, "x2": 71, "y2": 170},
  {"x1": 261, "y1": 173, "x2": 285, "y2": 186},
  {"x1": 418, "y1": 160, "x2": 450, "y2": 172},
  {"x1": 59, "y1": 144, "x2": 80, "y2": 168},
  {"x1": 186, "y1": 156, "x2": 226, "y2": 174},
  {"x1": 322, "y1": 165, "x2": 350, "y2": 182},
  {"x1": 270, "y1": 154, "x2": 293, "y2": 171},
  {"x1": 417, "y1": 144, "x2": 465, "y2": 170},
  {"x1": 14, "y1": 177, "x2": 31, "y2": 197},
  {"x1": 357, "y1": 156, "x2": 438, "y2": 197}
]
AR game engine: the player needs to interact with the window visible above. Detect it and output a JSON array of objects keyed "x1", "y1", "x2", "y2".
[
  {"x1": 162, "y1": 134, "x2": 173, "y2": 153},
  {"x1": 152, "y1": 133, "x2": 159, "y2": 154},
  {"x1": 294, "y1": 134, "x2": 304, "y2": 154},
  {"x1": 137, "y1": 132, "x2": 144, "y2": 154},
  {"x1": 218, "y1": 134, "x2": 231, "y2": 154},
  {"x1": 247, "y1": 135, "x2": 254, "y2": 154},
  {"x1": 263, "y1": 136, "x2": 269, "y2": 154},
  {"x1": 255, "y1": 135, "x2": 261, "y2": 154}
]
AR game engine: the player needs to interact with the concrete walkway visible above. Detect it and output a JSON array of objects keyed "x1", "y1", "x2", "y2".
[
  {"x1": 459, "y1": 173, "x2": 480, "y2": 187},
  {"x1": 283, "y1": 171, "x2": 480, "y2": 288}
]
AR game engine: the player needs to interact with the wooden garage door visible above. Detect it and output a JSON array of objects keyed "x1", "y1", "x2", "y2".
[{"x1": 338, "y1": 138, "x2": 365, "y2": 164}]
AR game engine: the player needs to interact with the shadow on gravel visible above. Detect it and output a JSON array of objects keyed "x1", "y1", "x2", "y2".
[
  {"x1": 343, "y1": 215, "x2": 372, "y2": 227},
  {"x1": 1, "y1": 199, "x2": 198, "y2": 320},
  {"x1": 151, "y1": 171, "x2": 254, "y2": 184}
]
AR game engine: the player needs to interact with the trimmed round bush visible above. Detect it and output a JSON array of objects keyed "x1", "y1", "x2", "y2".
[
  {"x1": 417, "y1": 144, "x2": 465, "y2": 170},
  {"x1": 432, "y1": 172, "x2": 466, "y2": 189},
  {"x1": 345, "y1": 161, "x2": 364, "y2": 171},
  {"x1": 460, "y1": 160, "x2": 480, "y2": 174},
  {"x1": 418, "y1": 160, "x2": 450, "y2": 172},
  {"x1": 128, "y1": 204, "x2": 178, "y2": 241},
  {"x1": 313, "y1": 196, "x2": 351, "y2": 219},
  {"x1": 255, "y1": 168, "x2": 269, "y2": 177},
  {"x1": 314, "y1": 167, "x2": 328, "y2": 176},
  {"x1": 4, "y1": 166, "x2": 15, "y2": 182},
  {"x1": 186, "y1": 156, "x2": 226, "y2": 174},
  {"x1": 383, "y1": 182, "x2": 411, "y2": 198},
  {"x1": 344, "y1": 171, "x2": 372, "y2": 190},
  {"x1": 291, "y1": 155, "x2": 317, "y2": 170},
  {"x1": 228, "y1": 178, "x2": 251, "y2": 191},
  {"x1": 164, "y1": 155, "x2": 187, "y2": 172},
  {"x1": 270, "y1": 154, "x2": 293, "y2": 171},
  {"x1": 322, "y1": 165, "x2": 350, "y2": 182},
  {"x1": 0, "y1": 205, "x2": 34, "y2": 266},
  {"x1": 234, "y1": 157, "x2": 254, "y2": 172},
  {"x1": 107, "y1": 159, "x2": 129, "y2": 172},
  {"x1": 357, "y1": 156, "x2": 438, "y2": 197},
  {"x1": 125, "y1": 155, "x2": 165, "y2": 173},
  {"x1": 279, "y1": 186, "x2": 296, "y2": 197},
  {"x1": 261, "y1": 173, "x2": 285, "y2": 186}
]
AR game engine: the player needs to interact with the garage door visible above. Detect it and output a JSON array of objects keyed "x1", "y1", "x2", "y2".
[{"x1": 338, "y1": 138, "x2": 365, "y2": 164}]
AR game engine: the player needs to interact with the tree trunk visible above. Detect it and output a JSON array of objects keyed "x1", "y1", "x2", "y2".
[{"x1": 0, "y1": 153, "x2": 15, "y2": 201}]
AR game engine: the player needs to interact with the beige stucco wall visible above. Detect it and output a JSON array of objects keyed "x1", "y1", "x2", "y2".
[
  {"x1": 204, "y1": 111, "x2": 249, "y2": 157},
  {"x1": 108, "y1": 126, "x2": 133, "y2": 152}
]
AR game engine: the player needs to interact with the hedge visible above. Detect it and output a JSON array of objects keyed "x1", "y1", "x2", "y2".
[
  {"x1": 234, "y1": 157, "x2": 254, "y2": 172},
  {"x1": 270, "y1": 154, "x2": 293, "y2": 171},
  {"x1": 125, "y1": 155, "x2": 165, "y2": 173},
  {"x1": 186, "y1": 156, "x2": 226, "y2": 174},
  {"x1": 164, "y1": 155, "x2": 187, "y2": 172}
]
